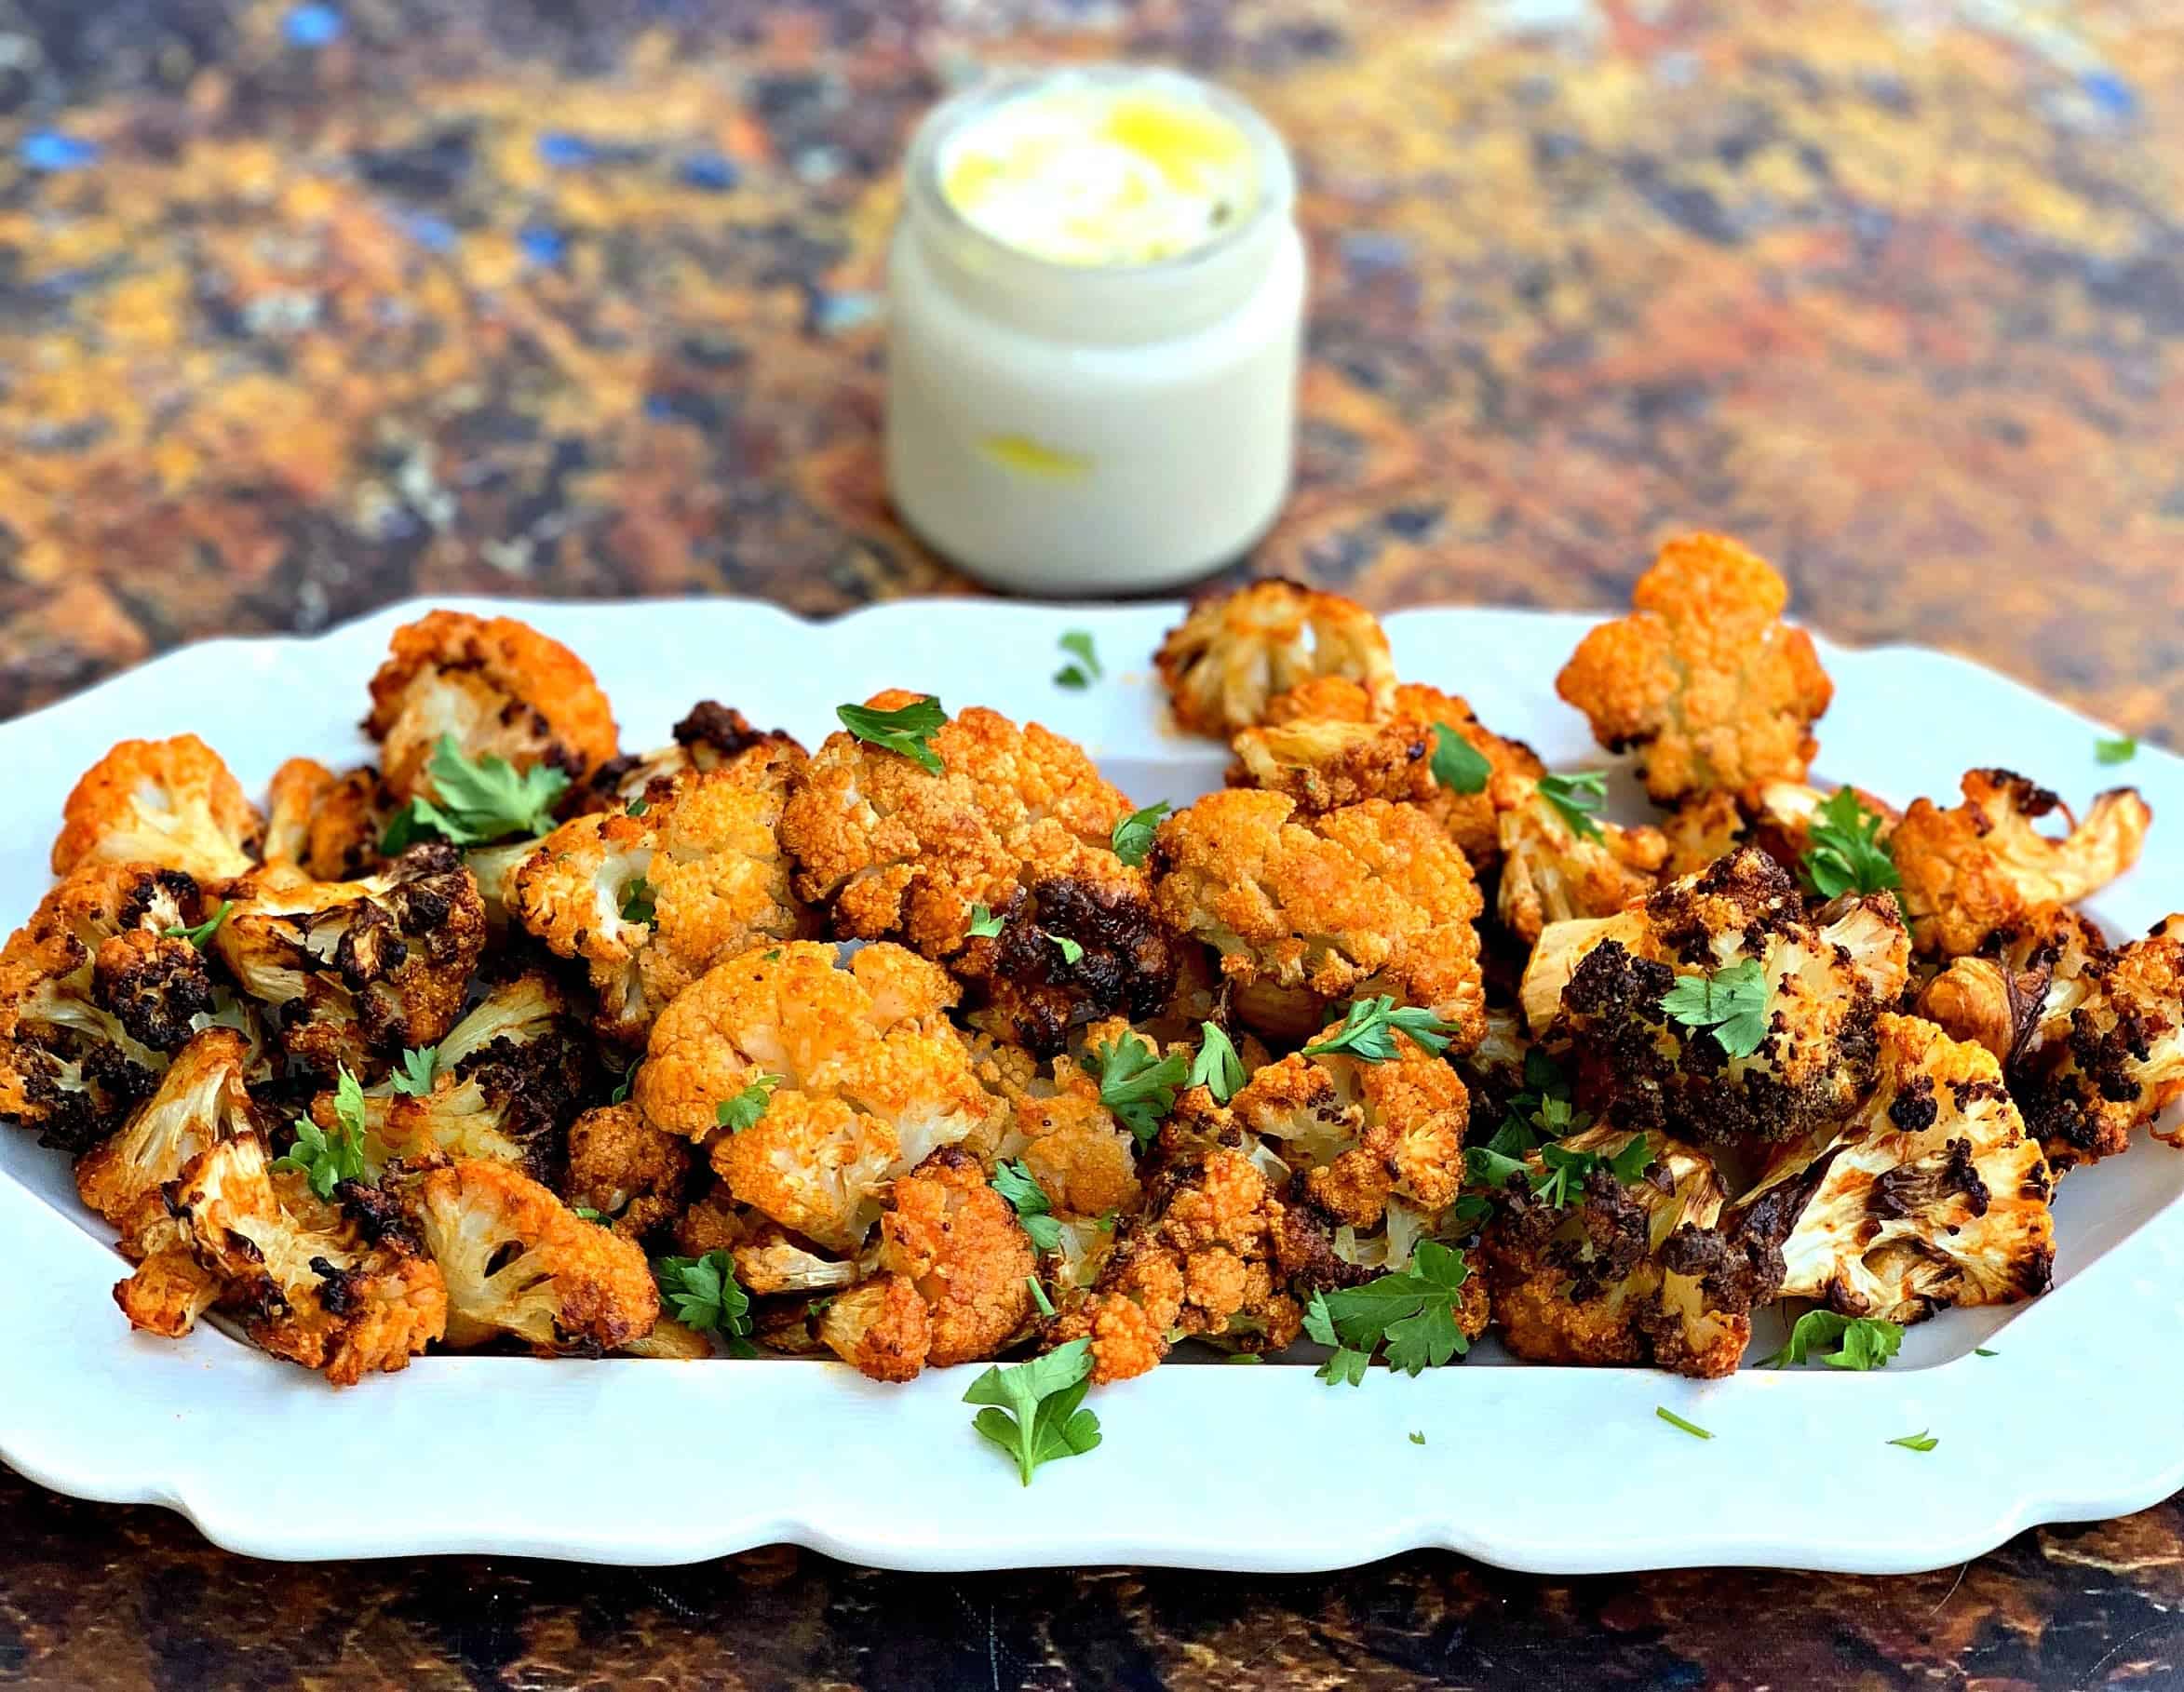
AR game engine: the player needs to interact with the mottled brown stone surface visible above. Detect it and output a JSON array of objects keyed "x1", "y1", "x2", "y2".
[{"x1": 1, "y1": 0, "x2": 2181, "y2": 1685}]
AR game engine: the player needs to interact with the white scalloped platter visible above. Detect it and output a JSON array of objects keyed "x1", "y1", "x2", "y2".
[{"x1": 2, "y1": 595, "x2": 2179, "y2": 1575}]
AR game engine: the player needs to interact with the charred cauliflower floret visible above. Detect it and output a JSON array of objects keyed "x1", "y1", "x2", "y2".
[
  {"x1": 1150, "y1": 789, "x2": 1485, "y2": 1046},
  {"x1": 1556, "y1": 533, "x2": 1833, "y2": 804},
  {"x1": 0, "y1": 864, "x2": 218, "y2": 1151},
  {"x1": 51, "y1": 734, "x2": 263, "y2": 881},
  {"x1": 1480, "y1": 1126, "x2": 1769, "y2": 1377},
  {"x1": 75, "y1": 1027, "x2": 259, "y2": 1253},
  {"x1": 781, "y1": 693, "x2": 1173, "y2": 1054},
  {"x1": 117, "y1": 1133, "x2": 448, "y2": 1384},
  {"x1": 1530, "y1": 847, "x2": 1911, "y2": 1146},
  {"x1": 213, "y1": 844, "x2": 486, "y2": 1074},
  {"x1": 1493, "y1": 771, "x2": 1669, "y2": 947},
  {"x1": 264, "y1": 758, "x2": 390, "y2": 881},
  {"x1": 581, "y1": 703, "x2": 805, "y2": 814},
  {"x1": 1891, "y1": 769, "x2": 2150, "y2": 958},
  {"x1": 563, "y1": 1101, "x2": 693, "y2": 1242},
  {"x1": 634, "y1": 941, "x2": 999, "y2": 1249},
  {"x1": 512, "y1": 755, "x2": 813, "y2": 1043},
  {"x1": 1154, "y1": 581, "x2": 1396, "y2": 737},
  {"x1": 1734, "y1": 1014, "x2": 2054, "y2": 1322},
  {"x1": 1917, "y1": 905, "x2": 2105, "y2": 1068},
  {"x1": 364, "y1": 610, "x2": 617, "y2": 801},
  {"x1": 396, "y1": 1155, "x2": 658, "y2": 1352}
]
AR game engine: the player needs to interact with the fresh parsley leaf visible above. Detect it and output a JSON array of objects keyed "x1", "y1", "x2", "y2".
[
  {"x1": 1888, "y1": 1430, "x2": 1938, "y2": 1452},
  {"x1": 1656, "y1": 1406, "x2": 1713, "y2": 1441},
  {"x1": 626, "y1": 796, "x2": 650, "y2": 817},
  {"x1": 1027, "y1": 1275, "x2": 1056, "y2": 1317},
  {"x1": 1428, "y1": 724, "x2": 1491, "y2": 796},
  {"x1": 390, "y1": 1045, "x2": 439, "y2": 1098},
  {"x1": 1469, "y1": 1131, "x2": 1652, "y2": 1211},
  {"x1": 380, "y1": 734, "x2": 571, "y2": 851},
  {"x1": 1798, "y1": 787, "x2": 1900, "y2": 898},
  {"x1": 966, "y1": 903, "x2": 1006, "y2": 939},
  {"x1": 1975, "y1": 1347, "x2": 1998, "y2": 1358},
  {"x1": 1188, "y1": 1022, "x2": 1246, "y2": 1105},
  {"x1": 271, "y1": 1064, "x2": 370, "y2": 1198},
  {"x1": 1409, "y1": 1430, "x2": 1426, "y2": 1446},
  {"x1": 1760, "y1": 1310, "x2": 1903, "y2": 1370},
  {"x1": 964, "y1": 1338, "x2": 1102, "y2": 1486},
  {"x1": 607, "y1": 1070, "x2": 633, "y2": 1106},
  {"x1": 715, "y1": 1074, "x2": 781, "y2": 1133},
  {"x1": 837, "y1": 696, "x2": 945, "y2": 774},
  {"x1": 654, "y1": 1251, "x2": 754, "y2": 1350},
  {"x1": 1224, "y1": 1351, "x2": 1264, "y2": 1365},
  {"x1": 1465, "y1": 1143, "x2": 1531, "y2": 1189},
  {"x1": 164, "y1": 899, "x2": 234, "y2": 948},
  {"x1": 1054, "y1": 631, "x2": 1103, "y2": 689},
  {"x1": 1087, "y1": 1033, "x2": 1190, "y2": 1144},
  {"x1": 619, "y1": 876, "x2": 657, "y2": 925},
  {"x1": 1302, "y1": 995, "x2": 1455, "y2": 1062},
  {"x1": 1303, "y1": 1241, "x2": 1473, "y2": 1383},
  {"x1": 1049, "y1": 933, "x2": 1085, "y2": 966},
  {"x1": 573, "y1": 1205, "x2": 613, "y2": 1228},
  {"x1": 1537, "y1": 771, "x2": 1608, "y2": 840},
  {"x1": 1110, "y1": 801, "x2": 1170, "y2": 867},
  {"x1": 1659, "y1": 958, "x2": 1771, "y2": 1059},
  {"x1": 992, "y1": 1159, "x2": 1065, "y2": 1254},
  {"x1": 2096, "y1": 735, "x2": 2138, "y2": 766}
]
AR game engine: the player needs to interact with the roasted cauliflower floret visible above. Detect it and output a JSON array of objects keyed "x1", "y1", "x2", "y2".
[
  {"x1": 2010, "y1": 918, "x2": 2184, "y2": 1170},
  {"x1": 1661, "y1": 791, "x2": 1750, "y2": 878},
  {"x1": 264, "y1": 758, "x2": 390, "y2": 881},
  {"x1": 213, "y1": 844, "x2": 486, "y2": 1074},
  {"x1": 365, "y1": 610, "x2": 618, "y2": 801},
  {"x1": 564, "y1": 1101, "x2": 693, "y2": 1242},
  {"x1": 817, "y1": 1275, "x2": 931, "y2": 1384},
  {"x1": 1150, "y1": 789, "x2": 1485, "y2": 1046},
  {"x1": 781, "y1": 693, "x2": 1173, "y2": 1053},
  {"x1": 512, "y1": 757, "x2": 813, "y2": 1043},
  {"x1": 1154, "y1": 581, "x2": 1396, "y2": 736},
  {"x1": 1556, "y1": 532, "x2": 1833, "y2": 803},
  {"x1": 1479, "y1": 1126, "x2": 1769, "y2": 1377},
  {"x1": 1530, "y1": 847, "x2": 1911, "y2": 1145},
  {"x1": 396, "y1": 1155, "x2": 658, "y2": 1352},
  {"x1": 1891, "y1": 769, "x2": 2150, "y2": 957},
  {"x1": 51, "y1": 733, "x2": 263, "y2": 881},
  {"x1": 581, "y1": 703, "x2": 805, "y2": 813},
  {"x1": 1493, "y1": 771, "x2": 1668, "y2": 947},
  {"x1": 1733, "y1": 1014, "x2": 2054, "y2": 1322},
  {"x1": 634, "y1": 941, "x2": 999, "y2": 1249},
  {"x1": 75, "y1": 1027, "x2": 258, "y2": 1251},
  {"x1": 0, "y1": 864, "x2": 217, "y2": 1151},
  {"x1": 1917, "y1": 905, "x2": 2106, "y2": 1067}
]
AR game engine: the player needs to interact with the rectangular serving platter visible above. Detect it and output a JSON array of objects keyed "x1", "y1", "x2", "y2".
[{"x1": 2, "y1": 595, "x2": 2179, "y2": 1574}]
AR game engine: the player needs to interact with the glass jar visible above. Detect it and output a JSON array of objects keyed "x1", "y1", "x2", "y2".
[{"x1": 885, "y1": 66, "x2": 1304, "y2": 595}]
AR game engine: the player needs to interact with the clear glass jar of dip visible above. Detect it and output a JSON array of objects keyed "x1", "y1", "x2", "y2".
[{"x1": 885, "y1": 65, "x2": 1304, "y2": 595}]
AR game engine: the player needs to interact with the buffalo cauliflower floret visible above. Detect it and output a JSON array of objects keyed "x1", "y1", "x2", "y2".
[
  {"x1": 51, "y1": 733, "x2": 263, "y2": 881},
  {"x1": 0, "y1": 864, "x2": 218, "y2": 1151},
  {"x1": 212, "y1": 843, "x2": 486, "y2": 1075},
  {"x1": 563, "y1": 1101, "x2": 693, "y2": 1242},
  {"x1": 1493, "y1": 771, "x2": 1668, "y2": 946},
  {"x1": 1733, "y1": 1014, "x2": 2054, "y2": 1322},
  {"x1": 781, "y1": 693, "x2": 1173, "y2": 1054},
  {"x1": 396, "y1": 1155, "x2": 658, "y2": 1352},
  {"x1": 1661, "y1": 791, "x2": 1750, "y2": 878},
  {"x1": 75, "y1": 1027, "x2": 259, "y2": 1252},
  {"x1": 1556, "y1": 532, "x2": 1833, "y2": 804},
  {"x1": 364, "y1": 610, "x2": 618, "y2": 800},
  {"x1": 633, "y1": 941, "x2": 999, "y2": 1249},
  {"x1": 1150, "y1": 789, "x2": 1485, "y2": 1046},
  {"x1": 1479, "y1": 1125, "x2": 1769, "y2": 1377},
  {"x1": 1154, "y1": 581, "x2": 1396, "y2": 737},
  {"x1": 1530, "y1": 847, "x2": 1911, "y2": 1145},
  {"x1": 1891, "y1": 769, "x2": 2150, "y2": 958},
  {"x1": 817, "y1": 1275, "x2": 931, "y2": 1384},
  {"x1": 264, "y1": 758, "x2": 391, "y2": 881},
  {"x1": 579, "y1": 703, "x2": 805, "y2": 814}
]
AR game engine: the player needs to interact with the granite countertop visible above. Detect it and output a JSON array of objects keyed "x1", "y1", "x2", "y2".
[{"x1": 3, "y1": 0, "x2": 2182, "y2": 1685}]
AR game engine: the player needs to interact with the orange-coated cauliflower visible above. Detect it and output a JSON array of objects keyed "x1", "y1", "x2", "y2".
[
  {"x1": 633, "y1": 941, "x2": 999, "y2": 1249},
  {"x1": 1149, "y1": 789, "x2": 1485, "y2": 1045},
  {"x1": 75, "y1": 1026, "x2": 260, "y2": 1253},
  {"x1": 578, "y1": 703, "x2": 805, "y2": 814},
  {"x1": 50, "y1": 734, "x2": 263, "y2": 881},
  {"x1": 563, "y1": 1101, "x2": 694, "y2": 1242},
  {"x1": 1493, "y1": 770, "x2": 1668, "y2": 946},
  {"x1": 364, "y1": 610, "x2": 617, "y2": 800},
  {"x1": 817, "y1": 1275, "x2": 932, "y2": 1384},
  {"x1": 1556, "y1": 532, "x2": 1833, "y2": 803},
  {"x1": 781, "y1": 692, "x2": 1174, "y2": 1054},
  {"x1": 1661, "y1": 791, "x2": 1750, "y2": 878},
  {"x1": 264, "y1": 758, "x2": 391, "y2": 881},
  {"x1": 1890, "y1": 769, "x2": 2150, "y2": 957},
  {"x1": 1154, "y1": 581, "x2": 1396, "y2": 736}
]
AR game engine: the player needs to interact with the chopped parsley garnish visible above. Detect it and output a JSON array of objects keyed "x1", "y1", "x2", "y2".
[
  {"x1": 1048, "y1": 933, "x2": 1085, "y2": 966},
  {"x1": 1303, "y1": 1240, "x2": 1473, "y2": 1384},
  {"x1": 1975, "y1": 1347, "x2": 1998, "y2": 1358},
  {"x1": 1889, "y1": 1430, "x2": 1938, "y2": 1452},
  {"x1": 1483, "y1": 1049, "x2": 1586, "y2": 1160},
  {"x1": 1302, "y1": 995, "x2": 1455, "y2": 1062},
  {"x1": 573, "y1": 1206, "x2": 613, "y2": 1228},
  {"x1": 164, "y1": 900, "x2": 234, "y2": 948},
  {"x1": 1428, "y1": 724, "x2": 1491, "y2": 796},
  {"x1": 272, "y1": 1065, "x2": 370, "y2": 1198},
  {"x1": 1659, "y1": 958, "x2": 1770, "y2": 1059},
  {"x1": 715, "y1": 1073, "x2": 781, "y2": 1134},
  {"x1": 1188, "y1": 1022, "x2": 1246, "y2": 1104},
  {"x1": 1468, "y1": 1130, "x2": 1653, "y2": 1209},
  {"x1": 380, "y1": 733, "x2": 570, "y2": 851},
  {"x1": 992, "y1": 1159, "x2": 1065, "y2": 1253},
  {"x1": 1760, "y1": 1310, "x2": 1903, "y2": 1371},
  {"x1": 1537, "y1": 771, "x2": 1608, "y2": 840},
  {"x1": 390, "y1": 1045, "x2": 439, "y2": 1097},
  {"x1": 1054, "y1": 631, "x2": 1102, "y2": 690},
  {"x1": 1409, "y1": 1430, "x2": 1426, "y2": 1446},
  {"x1": 836, "y1": 695, "x2": 946, "y2": 774},
  {"x1": 2096, "y1": 735, "x2": 2138, "y2": 766},
  {"x1": 619, "y1": 876, "x2": 657, "y2": 925},
  {"x1": 607, "y1": 1069, "x2": 633, "y2": 1106},
  {"x1": 1798, "y1": 787, "x2": 1900, "y2": 898},
  {"x1": 626, "y1": 796, "x2": 650, "y2": 817},
  {"x1": 1110, "y1": 801, "x2": 1170, "y2": 867},
  {"x1": 964, "y1": 1337, "x2": 1102, "y2": 1486},
  {"x1": 1086, "y1": 1032, "x2": 1190, "y2": 1144},
  {"x1": 1027, "y1": 1275, "x2": 1056, "y2": 1317},
  {"x1": 654, "y1": 1251, "x2": 755, "y2": 1352},
  {"x1": 1224, "y1": 1351, "x2": 1264, "y2": 1364},
  {"x1": 1656, "y1": 1406, "x2": 1713, "y2": 1441},
  {"x1": 966, "y1": 903, "x2": 1006, "y2": 939}
]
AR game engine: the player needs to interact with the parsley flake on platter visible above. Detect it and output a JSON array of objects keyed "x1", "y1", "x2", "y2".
[{"x1": 964, "y1": 1338, "x2": 1102, "y2": 1486}]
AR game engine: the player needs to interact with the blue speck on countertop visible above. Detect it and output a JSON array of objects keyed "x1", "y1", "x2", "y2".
[
  {"x1": 1339, "y1": 230, "x2": 1410, "y2": 273},
  {"x1": 806, "y1": 289, "x2": 880, "y2": 334},
  {"x1": 2083, "y1": 70, "x2": 2137, "y2": 117},
  {"x1": 19, "y1": 131, "x2": 100, "y2": 172},
  {"x1": 536, "y1": 132, "x2": 599, "y2": 168},
  {"x1": 283, "y1": 4, "x2": 344, "y2": 47},
  {"x1": 392, "y1": 208, "x2": 455, "y2": 251},
  {"x1": 519, "y1": 225, "x2": 568, "y2": 265},
  {"x1": 677, "y1": 151, "x2": 740, "y2": 191}
]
